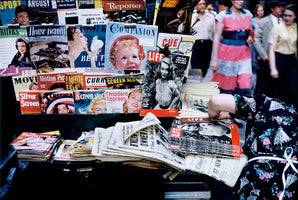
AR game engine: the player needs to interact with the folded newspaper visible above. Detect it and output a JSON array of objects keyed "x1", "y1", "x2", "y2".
[{"x1": 92, "y1": 112, "x2": 185, "y2": 171}]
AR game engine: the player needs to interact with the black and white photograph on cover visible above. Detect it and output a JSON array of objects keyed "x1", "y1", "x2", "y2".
[{"x1": 141, "y1": 46, "x2": 189, "y2": 113}]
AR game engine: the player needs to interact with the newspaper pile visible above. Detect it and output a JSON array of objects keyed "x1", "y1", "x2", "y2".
[
  {"x1": 179, "y1": 82, "x2": 220, "y2": 119},
  {"x1": 185, "y1": 154, "x2": 247, "y2": 187},
  {"x1": 54, "y1": 131, "x2": 96, "y2": 161},
  {"x1": 168, "y1": 119, "x2": 242, "y2": 158},
  {"x1": 92, "y1": 112, "x2": 185, "y2": 171}
]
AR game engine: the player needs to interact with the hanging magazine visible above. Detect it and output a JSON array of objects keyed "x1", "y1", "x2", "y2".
[{"x1": 140, "y1": 50, "x2": 189, "y2": 117}]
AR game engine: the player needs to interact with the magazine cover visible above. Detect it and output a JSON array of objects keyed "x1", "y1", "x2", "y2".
[
  {"x1": 77, "y1": 0, "x2": 102, "y2": 9},
  {"x1": 19, "y1": 90, "x2": 42, "y2": 114},
  {"x1": 156, "y1": 32, "x2": 195, "y2": 77},
  {"x1": 105, "y1": 88, "x2": 142, "y2": 113},
  {"x1": 10, "y1": 131, "x2": 61, "y2": 153},
  {"x1": 37, "y1": 72, "x2": 66, "y2": 90},
  {"x1": 83, "y1": 73, "x2": 110, "y2": 90},
  {"x1": 65, "y1": 72, "x2": 84, "y2": 90},
  {"x1": 25, "y1": 0, "x2": 58, "y2": 25},
  {"x1": 40, "y1": 90, "x2": 75, "y2": 114},
  {"x1": 153, "y1": 0, "x2": 198, "y2": 34},
  {"x1": 0, "y1": 26, "x2": 31, "y2": 69},
  {"x1": 104, "y1": 22, "x2": 158, "y2": 71},
  {"x1": 78, "y1": 8, "x2": 108, "y2": 25},
  {"x1": 74, "y1": 90, "x2": 106, "y2": 114},
  {"x1": 140, "y1": 50, "x2": 189, "y2": 117},
  {"x1": 168, "y1": 119, "x2": 242, "y2": 158},
  {"x1": 146, "y1": 0, "x2": 156, "y2": 25},
  {"x1": 57, "y1": 8, "x2": 79, "y2": 25},
  {"x1": 105, "y1": 73, "x2": 144, "y2": 89},
  {"x1": 12, "y1": 74, "x2": 38, "y2": 101},
  {"x1": 67, "y1": 24, "x2": 106, "y2": 68},
  {"x1": 27, "y1": 25, "x2": 70, "y2": 72},
  {"x1": 56, "y1": 0, "x2": 77, "y2": 9},
  {"x1": 53, "y1": 139, "x2": 76, "y2": 161},
  {"x1": 0, "y1": 0, "x2": 27, "y2": 26},
  {"x1": 102, "y1": 0, "x2": 146, "y2": 24}
]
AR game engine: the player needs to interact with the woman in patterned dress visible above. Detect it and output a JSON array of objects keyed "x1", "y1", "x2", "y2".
[
  {"x1": 208, "y1": 93, "x2": 297, "y2": 199},
  {"x1": 210, "y1": 0, "x2": 254, "y2": 95}
]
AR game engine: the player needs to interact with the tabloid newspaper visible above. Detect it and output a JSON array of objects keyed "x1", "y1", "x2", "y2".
[
  {"x1": 0, "y1": 26, "x2": 30, "y2": 69},
  {"x1": 102, "y1": 0, "x2": 147, "y2": 24},
  {"x1": 0, "y1": 0, "x2": 27, "y2": 26},
  {"x1": 153, "y1": 0, "x2": 197, "y2": 34},
  {"x1": 168, "y1": 119, "x2": 242, "y2": 158},
  {"x1": 179, "y1": 82, "x2": 220, "y2": 119},
  {"x1": 105, "y1": 73, "x2": 144, "y2": 89},
  {"x1": 12, "y1": 74, "x2": 38, "y2": 101},
  {"x1": 67, "y1": 24, "x2": 106, "y2": 68},
  {"x1": 140, "y1": 51, "x2": 189, "y2": 117},
  {"x1": 185, "y1": 154, "x2": 248, "y2": 187},
  {"x1": 104, "y1": 22, "x2": 158, "y2": 71},
  {"x1": 26, "y1": 0, "x2": 58, "y2": 25},
  {"x1": 105, "y1": 88, "x2": 142, "y2": 113},
  {"x1": 27, "y1": 25, "x2": 70, "y2": 72},
  {"x1": 37, "y1": 72, "x2": 66, "y2": 90},
  {"x1": 40, "y1": 90, "x2": 75, "y2": 114},
  {"x1": 92, "y1": 112, "x2": 185, "y2": 171},
  {"x1": 74, "y1": 90, "x2": 106, "y2": 114}
]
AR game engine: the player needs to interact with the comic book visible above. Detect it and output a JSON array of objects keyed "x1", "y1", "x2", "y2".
[
  {"x1": 105, "y1": 88, "x2": 142, "y2": 113},
  {"x1": 83, "y1": 73, "x2": 111, "y2": 90},
  {"x1": 0, "y1": 0, "x2": 27, "y2": 26},
  {"x1": 105, "y1": 73, "x2": 144, "y2": 89},
  {"x1": 102, "y1": 0, "x2": 146, "y2": 24},
  {"x1": 67, "y1": 24, "x2": 106, "y2": 68},
  {"x1": 37, "y1": 72, "x2": 66, "y2": 90},
  {"x1": 40, "y1": 90, "x2": 75, "y2": 114},
  {"x1": 140, "y1": 50, "x2": 189, "y2": 117},
  {"x1": 10, "y1": 131, "x2": 61, "y2": 156},
  {"x1": 0, "y1": 26, "x2": 30, "y2": 69},
  {"x1": 65, "y1": 72, "x2": 84, "y2": 90},
  {"x1": 104, "y1": 22, "x2": 158, "y2": 71},
  {"x1": 26, "y1": 0, "x2": 58, "y2": 25},
  {"x1": 19, "y1": 90, "x2": 42, "y2": 114},
  {"x1": 12, "y1": 74, "x2": 38, "y2": 101},
  {"x1": 168, "y1": 119, "x2": 242, "y2": 158},
  {"x1": 27, "y1": 25, "x2": 70, "y2": 72},
  {"x1": 156, "y1": 32, "x2": 195, "y2": 77},
  {"x1": 74, "y1": 90, "x2": 106, "y2": 114},
  {"x1": 153, "y1": 0, "x2": 198, "y2": 34}
]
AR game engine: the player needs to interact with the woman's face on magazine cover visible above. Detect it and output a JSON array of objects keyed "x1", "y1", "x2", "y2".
[
  {"x1": 73, "y1": 29, "x2": 88, "y2": 51},
  {"x1": 57, "y1": 104, "x2": 69, "y2": 114},
  {"x1": 17, "y1": 41, "x2": 27, "y2": 55},
  {"x1": 91, "y1": 103, "x2": 107, "y2": 114},
  {"x1": 114, "y1": 45, "x2": 141, "y2": 70},
  {"x1": 127, "y1": 91, "x2": 142, "y2": 112},
  {"x1": 160, "y1": 58, "x2": 170, "y2": 79}
]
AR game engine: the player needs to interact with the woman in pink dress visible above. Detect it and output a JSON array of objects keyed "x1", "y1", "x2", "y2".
[{"x1": 210, "y1": 0, "x2": 254, "y2": 95}]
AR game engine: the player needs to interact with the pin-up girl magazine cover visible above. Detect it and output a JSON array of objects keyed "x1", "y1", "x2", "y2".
[
  {"x1": 140, "y1": 45, "x2": 189, "y2": 117},
  {"x1": 104, "y1": 22, "x2": 158, "y2": 71}
]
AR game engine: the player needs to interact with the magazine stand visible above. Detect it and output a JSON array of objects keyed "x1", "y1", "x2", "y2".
[{"x1": 1, "y1": 76, "x2": 215, "y2": 199}]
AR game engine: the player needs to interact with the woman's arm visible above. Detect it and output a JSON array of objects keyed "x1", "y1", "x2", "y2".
[
  {"x1": 269, "y1": 43, "x2": 278, "y2": 78},
  {"x1": 208, "y1": 94, "x2": 236, "y2": 120},
  {"x1": 210, "y1": 21, "x2": 224, "y2": 71}
]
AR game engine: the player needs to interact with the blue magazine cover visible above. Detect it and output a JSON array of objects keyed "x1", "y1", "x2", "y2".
[
  {"x1": 74, "y1": 90, "x2": 106, "y2": 114},
  {"x1": 67, "y1": 24, "x2": 106, "y2": 68},
  {"x1": 104, "y1": 22, "x2": 158, "y2": 71},
  {"x1": 26, "y1": 0, "x2": 58, "y2": 25},
  {"x1": 0, "y1": 0, "x2": 27, "y2": 26}
]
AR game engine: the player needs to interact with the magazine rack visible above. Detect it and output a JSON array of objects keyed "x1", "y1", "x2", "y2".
[{"x1": 1, "y1": 76, "x2": 216, "y2": 200}]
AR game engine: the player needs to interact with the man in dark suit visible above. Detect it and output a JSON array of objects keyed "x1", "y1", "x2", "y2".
[{"x1": 252, "y1": 1, "x2": 285, "y2": 97}]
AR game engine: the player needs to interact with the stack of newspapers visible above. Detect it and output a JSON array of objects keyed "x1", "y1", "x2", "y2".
[
  {"x1": 91, "y1": 112, "x2": 185, "y2": 171},
  {"x1": 179, "y1": 82, "x2": 220, "y2": 119},
  {"x1": 168, "y1": 119, "x2": 242, "y2": 158}
]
